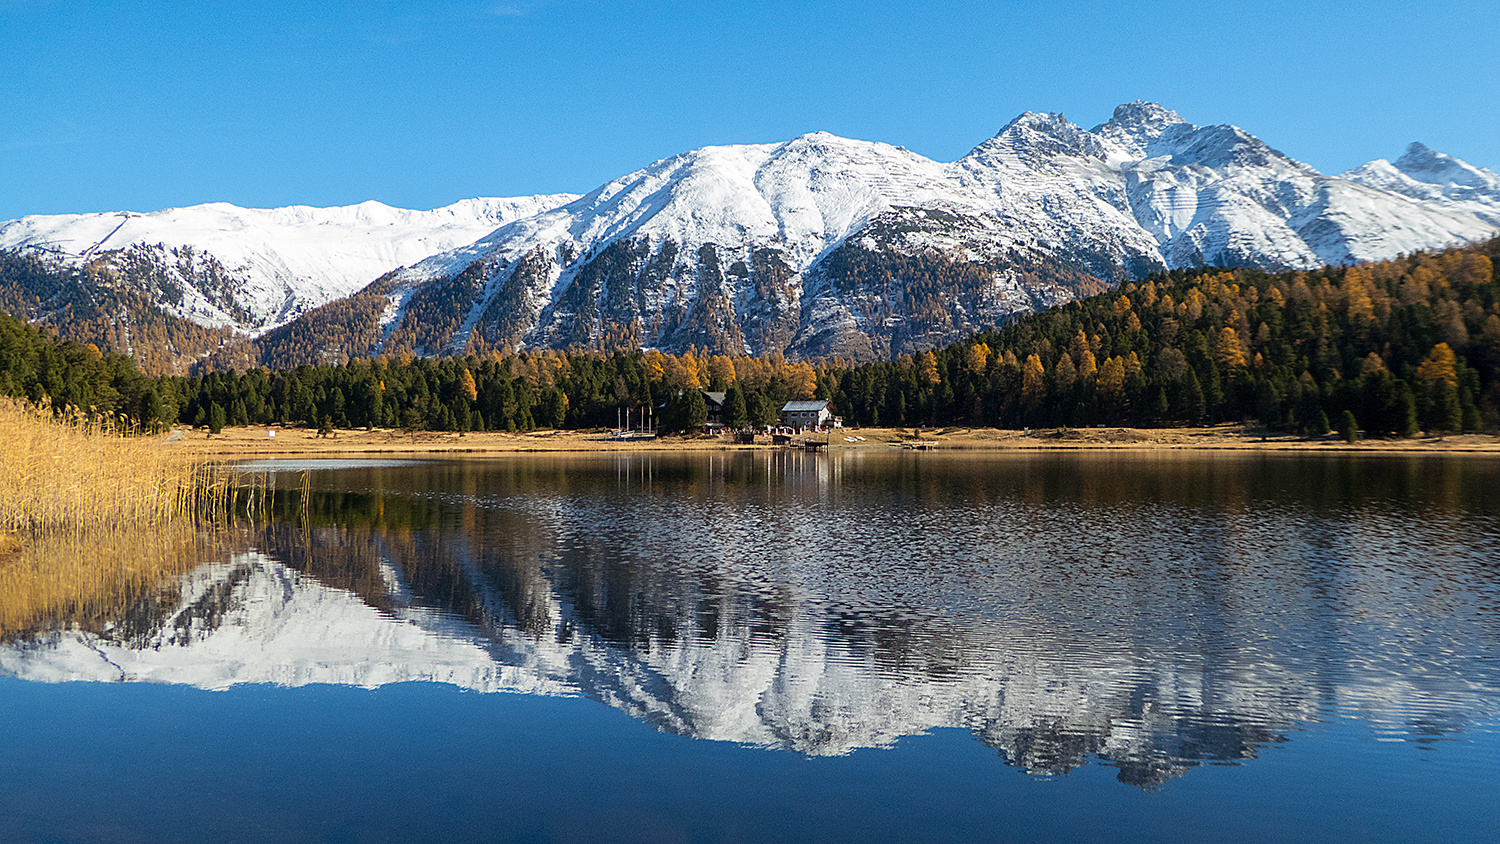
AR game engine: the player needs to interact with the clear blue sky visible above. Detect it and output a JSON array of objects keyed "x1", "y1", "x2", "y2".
[{"x1": 3, "y1": 0, "x2": 1496, "y2": 219}]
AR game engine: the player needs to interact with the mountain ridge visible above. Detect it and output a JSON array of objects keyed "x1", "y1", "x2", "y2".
[{"x1": 0, "y1": 194, "x2": 581, "y2": 335}]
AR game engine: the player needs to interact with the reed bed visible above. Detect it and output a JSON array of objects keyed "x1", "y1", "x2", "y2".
[
  {"x1": 0, "y1": 399, "x2": 255, "y2": 638},
  {"x1": 0, "y1": 399, "x2": 230, "y2": 536}
]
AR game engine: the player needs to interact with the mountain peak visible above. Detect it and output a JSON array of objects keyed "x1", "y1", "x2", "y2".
[
  {"x1": 1401, "y1": 141, "x2": 1438, "y2": 159},
  {"x1": 778, "y1": 130, "x2": 869, "y2": 154},
  {"x1": 1343, "y1": 144, "x2": 1500, "y2": 218},
  {"x1": 1396, "y1": 142, "x2": 1447, "y2": 176},
  {"x1": 1092, "y1": 101, "x2": 1188, "y2": 157},
  {"x1": 1108, "y1": 100, "x2": 1185, "y2": 127},
  {"x1": 997, "y1": 110, "x2": 1072, "y2": 135},
  {"x1": 1394, "y1": 142, "x2": 1498, "y2": 190},
  {"x1": 975, "y1": 111, "x2": 1113, "y2": 163}
]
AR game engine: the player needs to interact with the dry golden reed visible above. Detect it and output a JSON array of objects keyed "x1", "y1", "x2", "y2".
[{"x1": 0, "y1": 399, "x2": 228, "y2": 536}]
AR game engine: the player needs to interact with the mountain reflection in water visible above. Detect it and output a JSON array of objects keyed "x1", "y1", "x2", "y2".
[{"x1": 4, "y1": 451, "x2": 1498, "y2": 787}]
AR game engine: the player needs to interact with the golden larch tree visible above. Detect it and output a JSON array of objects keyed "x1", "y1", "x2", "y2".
[
  {"x1": 1077, "y1": 349, "x2": 1098, "y2": 382},
  {"x1": 708, "y1": 354, "x2": 736, "y2": 387},
  {"x1": 1021, "y1": 354, "x2": 1045, "y2": 402},
  {"x1": 1415, "y1": 343, "x2": 1458, "y2": 389},
  {"x1": 1344, "y1": 265, "x2": 1376, "y2": 322},
  {"x1": 1097, "y1": 356, "x2": 1127, "y2": 400},
  {"x1": 786, "y1": 362, "x2": 818, "y2": 399},
  {"x1": 965, "y1": 343, "x2": 990, "y2": 375},
  {"x1": 1215, "y1": 327, "x2": 1247, "y2": 370},
  {"x1": 916, "y1": 351, "x2": 941, "y2": 386}
]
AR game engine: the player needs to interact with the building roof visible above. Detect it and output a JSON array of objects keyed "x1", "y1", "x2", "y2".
[
  {"x1": 781, "y1": 400, "x2": 829, "y2": 412},
  {"x1": 703, "y1": 392, "x2": 726, "y2": 408}
]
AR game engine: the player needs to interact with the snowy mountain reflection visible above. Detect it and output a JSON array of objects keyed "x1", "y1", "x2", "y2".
[{"x1": 5, "y1": 451, "x2": 1500, "y2": 787}]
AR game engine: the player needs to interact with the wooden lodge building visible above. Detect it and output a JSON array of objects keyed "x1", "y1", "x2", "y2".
[{"x1": 699, "y1": 392, "x2": 841, "y2": 434}]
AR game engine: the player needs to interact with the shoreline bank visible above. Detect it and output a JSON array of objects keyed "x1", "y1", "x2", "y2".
[{"x1": 167, "y1": 424, "x2": 1500, "y2": 458}]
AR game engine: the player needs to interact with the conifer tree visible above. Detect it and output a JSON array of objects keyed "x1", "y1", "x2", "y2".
[
  {"x1": 460, "y1": 367, "x2": 478, "y2": 402},
  {"x1": 1337, "y1": 410, "x2": 1360, "y2": 443},
  {"x1": 539, "y1": 387, "x2": 567, "y2": 429},
  {"x1": 724, "y1": 383, "x2": 749, "y2": 430}
]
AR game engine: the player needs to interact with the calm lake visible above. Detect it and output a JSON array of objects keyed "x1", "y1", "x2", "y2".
[{"x1": 3, "y1": 450, "x2": 1499, "y2": 842}]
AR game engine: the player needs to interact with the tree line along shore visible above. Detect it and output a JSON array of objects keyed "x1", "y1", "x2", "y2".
[{"x1": 2, "y1": 238, "x2": 1498, "y2": 447}]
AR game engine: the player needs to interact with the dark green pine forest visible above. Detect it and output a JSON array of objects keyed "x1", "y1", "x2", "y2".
[
  {"x1": 0, "y1": 309, "x2": 174, "y2": 429},
  {"x1": 2, "y1": 238, "x2": 1497, "y2": 439}
]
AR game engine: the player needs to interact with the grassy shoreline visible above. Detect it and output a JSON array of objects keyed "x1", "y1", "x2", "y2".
[{"x1": 169, "y1": 423, "x2": 1500, "y2": 458}]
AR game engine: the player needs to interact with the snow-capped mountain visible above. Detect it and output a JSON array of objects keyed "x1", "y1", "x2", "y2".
[
  {"x1": 0, "y1": 194, "x2": 579, "y2": 333},
  {"x1": 361, "y1": 102, "x2": 1497, "y2": 361},
  {"x1": 4, "y1": 102, "x2": 1496, "y2": 365},
  {"x1": 1100, "y1": 103, "x2": 1494, "y2": 268}
]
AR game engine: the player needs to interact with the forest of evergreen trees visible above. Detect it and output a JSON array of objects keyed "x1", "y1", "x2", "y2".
[
  {"x1": 3, "y1": 239, "x2": 1497, "y2": 440},
  {"x1": 0, "y1": 310, "x2": 170, "y2": 428},
  {"x1": 828, "y1": 238, "x2": 1500, "y2": 438}
]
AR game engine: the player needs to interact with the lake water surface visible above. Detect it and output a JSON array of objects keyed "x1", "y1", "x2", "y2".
[{"x1": 3, "y1": 451, "x2": 1498, "y2": 842}]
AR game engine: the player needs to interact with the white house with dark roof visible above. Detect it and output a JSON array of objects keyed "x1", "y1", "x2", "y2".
[{"x1": 780, "y1": 399, "x2": 838, "y2": 431}]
